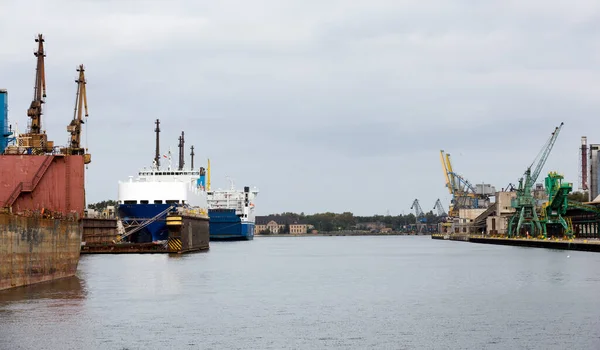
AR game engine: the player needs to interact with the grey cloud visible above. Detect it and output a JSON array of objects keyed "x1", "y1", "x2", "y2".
[{"x1": 1, "y1": 1, "x2": 599, "y2": 215}]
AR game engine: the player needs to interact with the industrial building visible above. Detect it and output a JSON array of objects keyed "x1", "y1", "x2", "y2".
[
  {"x1": 440, "y1": 126, "x2": 600, "y2": 240},
  {"x1": 588, "y1": 143, "x2": 600, "y2": 201}
]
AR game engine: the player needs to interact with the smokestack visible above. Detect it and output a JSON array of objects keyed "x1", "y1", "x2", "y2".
[
  {"x1": 154, "y1": 119, "x2": 160, "y2": 168},
  {"x1": 582, "y1": 136, "x2": 588, "y2": 191},
  {"x1": 177, "y1": 131, "x2": 185, "y2": 171},
  {"x1": 190, "y1": 145, "x2": 195, "y2": 170}
]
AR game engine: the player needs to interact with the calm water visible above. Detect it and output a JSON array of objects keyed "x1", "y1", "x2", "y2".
[{"x1": 1, "y1": 236, "x2": 600, "y2": 350}]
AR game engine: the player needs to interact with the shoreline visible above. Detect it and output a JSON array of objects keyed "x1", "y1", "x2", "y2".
[
  {"x1": 256, "y1": 232, "x2": 433, "y2": 238},
  {"x1": 432, "y1": 234, "x2": 600, "y2": 253}
]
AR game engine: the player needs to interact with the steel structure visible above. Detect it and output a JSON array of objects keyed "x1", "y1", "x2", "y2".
[
  {"x1": 19, "y1": 34, "x2": 54, "y2": 154},
  {"x1": 433, "y1": 198, "x2": 447, "y2": 217},
  {"x1": 63, "y1": 65, "x2": 91, "y2": 164},
  {"x1": 539, "y1": 172, "x2": 573, "y2": 237},
  {"x1": 439, "y1": 150, "x2": 487, "y2": 217},
  {"x1": 410, "y1": 199, "x2": 426, "y2": 233},
  {"x1": 580, "y1": 136, "x2": 588, "y2": 191},
  {"x1": 508, "y1": 122, "x2": 563, "y2": 238}
]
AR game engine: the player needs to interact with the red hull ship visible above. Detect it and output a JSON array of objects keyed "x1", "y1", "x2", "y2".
[{"x1": 0, "y1": 34, "x2": 91, "y2": 290}]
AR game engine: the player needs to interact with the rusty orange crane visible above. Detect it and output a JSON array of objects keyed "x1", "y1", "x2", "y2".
[
  {"x1": 20, "y1": 34, "x2": 54, "y2": 153},
  {"x1": 64, "y1": 64, "x2": 91, "y2": 164}
]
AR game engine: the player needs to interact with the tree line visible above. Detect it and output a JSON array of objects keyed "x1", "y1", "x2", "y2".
[{"x1": 264, "y1": 211, "x2": 446, "y2": 232}]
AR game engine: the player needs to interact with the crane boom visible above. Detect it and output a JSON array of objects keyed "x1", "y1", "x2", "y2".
[
  {"x1": 440, "y1": 150, "x2": 452, "y2": 194},
  {"x1": 27, "y1": 34, "x2": 46, "y2": 135},
  {"x1": 508, "y1": 122, "x2": 564, "y2": 238},
  {"x1": 525, "y1": 122, "x2": 563, "y2": 191},
  {"x1": 20, "y1": 34, "x2": 53, "y2": 153},
  {"x1": 64, "y1": 64, "x2": 91, "y2": 164},
  {"x1": 410, "y1": 199, "x2": 424, "y2": 217},
  {"x1": 433, "y1": 198, "x2": 447, "y2": 217}
]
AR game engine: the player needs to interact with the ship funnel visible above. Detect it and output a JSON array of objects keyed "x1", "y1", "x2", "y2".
[
  {"x1": 154, "y1": 119, "x2": 160, "y2": 168},
  {"x1": 178, "y1": 131, "x2": 185, "y2": 171}
]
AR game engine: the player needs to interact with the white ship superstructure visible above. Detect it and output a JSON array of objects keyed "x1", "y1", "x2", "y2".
[
  {"x1": 207, "y1": 178, "x2": 258, "y2": 223},
  {"x1": 118, "y1": 154, "x2": 207, "y2": 209}
]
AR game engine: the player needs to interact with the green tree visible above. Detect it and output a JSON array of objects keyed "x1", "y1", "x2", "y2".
[
  {"x1": 568, "y1": 191, "x2": 588, "y2": 202},
  {"x1": 88, "y1": 200, "x2": 118, "y2": 211}
]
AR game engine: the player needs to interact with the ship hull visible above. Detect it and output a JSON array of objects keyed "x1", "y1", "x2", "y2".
[
  {"x1": 0, "y1": 154, "x2": 86, "y2": 291},
  {"x1": 208, "y1": 208, "x2": 254, "y2": 241},
  {"x1": 0, "y1": 213, "x2": 82, "y2": 291},
  {"x1": 118, "y1": 203, "x2": 171, "y2": 242}
]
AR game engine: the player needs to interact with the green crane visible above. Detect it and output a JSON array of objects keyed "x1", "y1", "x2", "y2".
[
  {"x1": 507, "y1": 122, "x2": 564, "y2": 238},
  {"x1": 539, "y1": 172, "x2": 573, "y2": 237}
]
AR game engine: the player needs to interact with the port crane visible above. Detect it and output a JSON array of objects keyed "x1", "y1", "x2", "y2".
[
  {"x1": 20, "y1": 34, "x2": 54, "y2": 153},
  {"x1": 63, "y1": 64, "x2": 91, "y2": 164},
  {"x1": 433, "y1": 198, "x2": 447, "y2": 217},
  {"x1": 439, "y1": 150, "x2": 485, "y2": 218},
  {"x1": 410, "y1": 199, "x2": 426, "y2": 233},
  {"x1": 507, "y1": 122, "x2": 563, "y2": 238}
]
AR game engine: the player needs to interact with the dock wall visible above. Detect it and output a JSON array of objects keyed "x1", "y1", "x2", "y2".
[
  {"x1": 0, "y1": 213, "x2": 82, "y2": 290},
  {"x1": 82, "y1": 217, "x2": 117, "y2": 244}
]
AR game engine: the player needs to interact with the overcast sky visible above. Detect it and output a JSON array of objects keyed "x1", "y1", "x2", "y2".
[{"x1": 1, "y1": 0, "x2": 598, "y2": 216}]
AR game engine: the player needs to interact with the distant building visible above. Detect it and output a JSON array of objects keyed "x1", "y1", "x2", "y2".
[{"x1": 255, "y1": 216, "x2": 308, "y2": 234}]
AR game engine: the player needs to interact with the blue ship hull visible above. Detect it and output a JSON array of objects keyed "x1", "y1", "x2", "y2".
[
  {"x1": 118, "y1": 203, "x2": 172, "y2": 243},
  {"x1": 208, "y1": 208, "x2": 254, "y2": 241}
]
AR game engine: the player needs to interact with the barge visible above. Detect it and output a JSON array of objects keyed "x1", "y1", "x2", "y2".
[{"x1": 0, "y1": 34, "x2": 91, "y2": 290}]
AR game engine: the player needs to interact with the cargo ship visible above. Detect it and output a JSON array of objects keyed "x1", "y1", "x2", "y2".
[
  {"x1": 207, "y1": 170, "x2": 259, "y2": 241},
  {"x1": 115, "y1": 123, "x2": 210, "y2": 249},
  {"x1": 0, "y1": 34, "x2": 91, "y2": 290}
]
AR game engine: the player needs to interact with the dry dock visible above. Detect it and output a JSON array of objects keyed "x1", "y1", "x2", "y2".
[
  {"x1": 432, "y1": 233, "x2": 600, "y2": 253},
  {"x1": 80, "y1": 213, "x2": 209, "y2": 254}
]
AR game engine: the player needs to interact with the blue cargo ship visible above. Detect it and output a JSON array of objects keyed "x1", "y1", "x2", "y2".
[
  {"x1": 206, "y1": 176, "x2": 259, "y2": 241},
  {"x1": 117, "y1": 123, "x2": 209, "y2": 243}
]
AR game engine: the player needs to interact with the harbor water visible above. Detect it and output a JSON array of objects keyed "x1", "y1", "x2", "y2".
[{"x1": 1, "y1": 236, "x2": 600, "y2": 349}]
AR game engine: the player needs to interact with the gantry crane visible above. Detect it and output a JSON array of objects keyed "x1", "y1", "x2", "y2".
[
  {"x1": 20, "y1": 34, "x2": 54, "y2": 153},
  {"x1": 63, "y1": 64, "x2": 91, "y2": 164},
  {"x1": 507, "y1": 122, "x2": 563, "y2": 238}
]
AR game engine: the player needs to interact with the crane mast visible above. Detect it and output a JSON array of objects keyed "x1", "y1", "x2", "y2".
[
  {"x1": 20, "y1": 34, "x2": 53, "y2": 153},
  {"x1": 27, "y1": 34, "x2": 46, "y2": 135},
  {"x1": 508, "y1": 122, "x2": 564, "y2": 238},
  {"x1": 64, "y1": 64, "x2": 91, "y2": 164}
]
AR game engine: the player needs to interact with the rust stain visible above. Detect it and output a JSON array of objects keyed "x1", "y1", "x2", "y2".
[{"x1": 0, "y1": 213, "x2": 81, "y2": 291}]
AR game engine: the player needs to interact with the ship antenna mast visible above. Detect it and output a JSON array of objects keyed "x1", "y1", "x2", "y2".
[
  {"x1": 154, "y1": 119, "x2": 160, "y2": 168},
  {"x1": 27, "y1": 34, "x2": 46, "y2": 135}
]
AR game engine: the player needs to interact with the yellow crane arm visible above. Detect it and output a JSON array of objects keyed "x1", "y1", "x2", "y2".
[{"x1": 440, "y1": 150, "x2": 452, "y2": 194}]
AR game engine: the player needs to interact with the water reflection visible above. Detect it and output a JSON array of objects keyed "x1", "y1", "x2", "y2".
[{"x1": 0, "y1": 275, "x2": 86, "y2": 304}]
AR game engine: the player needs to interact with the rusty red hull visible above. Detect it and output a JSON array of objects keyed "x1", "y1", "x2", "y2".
[
  {"x1": 0, "y1": 213, "x2": 82, "y2": 291},
  {"x1": 0, "y1": 154, "x2": 86, "y2": 290},
  {"x1": 0, "y1": 154, "x2": 85, "y2": 214}
]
